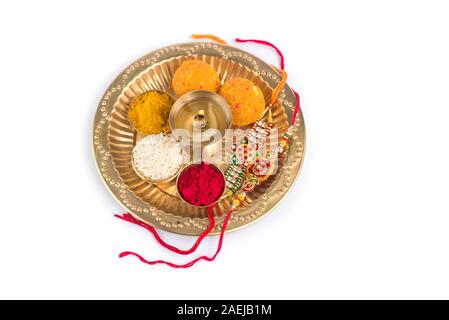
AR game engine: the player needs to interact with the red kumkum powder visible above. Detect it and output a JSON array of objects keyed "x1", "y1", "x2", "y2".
[{"x1": 177, "y1": 162, "x2": 225, "y2": 206}]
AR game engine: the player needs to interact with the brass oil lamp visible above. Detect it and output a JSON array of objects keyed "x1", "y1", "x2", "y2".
[{"x1": 169, "y1": 90, "x2": 232, "y2": 161}]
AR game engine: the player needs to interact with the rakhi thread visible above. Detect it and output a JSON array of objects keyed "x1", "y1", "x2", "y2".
[
  {"x1": 271, "y1": 67, "x2": 288, "y2": 105},
  {"x1": 234, "y1": 38, "x2": 301, "y2": 126},
  {"x1": 115, "y1": 205, "x2": 215, "y2": 255},
  {"x1": 292, "y1": 90, "x2": 301, "y2": 125},
  {"x1": 235, "y1": 38, "x2": 285, "y2": 69},
  {"x1": 118, "y1": 208, "x2": 233, "y2": 268},
  {"x1": 192, "y1": 34, "x2": 227, "y2": 44}
]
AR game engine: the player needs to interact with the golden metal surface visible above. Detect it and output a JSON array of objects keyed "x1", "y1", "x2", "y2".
[{"x1": 93, "y1": 42, "x2": 305, "y2": 235}]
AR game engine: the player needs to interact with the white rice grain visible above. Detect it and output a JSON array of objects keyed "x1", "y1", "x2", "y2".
[{"x1": 132, "y1": 133, "x2": 184, "y2": 180}]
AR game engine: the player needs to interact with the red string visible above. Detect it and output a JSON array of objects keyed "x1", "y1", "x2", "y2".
[
  {"x1": 118, "y1": 209, "x2": 233, "y2": 268},
  {"x1": 292, "y1": 90, "x2": 301, "y2": 125},
  {"x1": 235, "y1": 38, "x2": 285, "y2": 70},
  {"x1": 235, "y1": 38, "x2": 301, "y2": 126},
  {"x1": 115, "y1": 205, "x2": 215, "y2": 255}
]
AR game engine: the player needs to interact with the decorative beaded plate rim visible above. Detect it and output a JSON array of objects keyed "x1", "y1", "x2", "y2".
[{"x1": 92, "y1": 42, "x2": 306, "y2": 235}]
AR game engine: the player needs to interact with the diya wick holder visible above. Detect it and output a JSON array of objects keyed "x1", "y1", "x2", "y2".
[
  {"x1": 193, "y1": 109, "x2": 208, "y2": 129},
  {"x1": 169, "y1": 90, "x2": 232, "y2": 163}
]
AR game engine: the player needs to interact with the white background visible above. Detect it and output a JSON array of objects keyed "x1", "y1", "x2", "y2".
[{"x1": 0, "y1": 0, "x2": 448, "y2": 299}]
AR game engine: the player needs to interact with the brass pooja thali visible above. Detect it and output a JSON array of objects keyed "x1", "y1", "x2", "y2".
[{"x1": 93, "y1": 42, "x2": 305, "y2": 235}]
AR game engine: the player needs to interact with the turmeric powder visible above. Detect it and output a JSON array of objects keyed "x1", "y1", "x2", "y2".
[{"x1": 128, "y1": 91, "x2": 174, "y2": 134}]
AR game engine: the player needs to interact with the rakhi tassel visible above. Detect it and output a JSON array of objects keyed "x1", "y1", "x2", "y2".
[
  {"x1": 115, "y1": 205, "x2": 216, "y2": 255},
  {"x1": 117, "y1": 208, "x2": 233, "y2": 268},
  {"x1": 234, "y1": 38, "x2": 301, "y2": 126}
]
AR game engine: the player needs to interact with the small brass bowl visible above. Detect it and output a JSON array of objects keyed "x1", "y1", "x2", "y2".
[
  {"x1": 131, "y1": 138, "x2": 185, "y2": 184},
  {"x1": 128, "y1": 90, "x2": 175, "y2": 135},
  {"x1": 176, "y1": 162, "x2": 226, "y2": 208}
]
